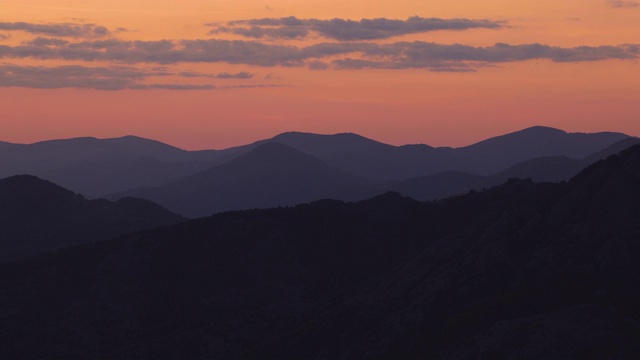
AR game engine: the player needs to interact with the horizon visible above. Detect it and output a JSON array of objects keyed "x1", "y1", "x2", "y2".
[
  {"x1": 2, "y1": 1, "x2": 639, "y2": 149},
  {"x1": 0, "y1": 125, "x2": 636, "y2": 151}
]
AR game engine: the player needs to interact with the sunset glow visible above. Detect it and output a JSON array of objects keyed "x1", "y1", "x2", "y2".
[{"x1": 1, "y1": 0, "x2": 639, "y2": 149}]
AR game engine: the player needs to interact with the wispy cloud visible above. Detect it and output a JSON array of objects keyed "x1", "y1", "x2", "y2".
[
  {"x1": 331, "y1": 42, "x2": 640, "y2": 71},
  {"x1": 210, "y1": 16, "x2": 504, "y2": 41},
  {"x1": 213, "y1": 71, "x2": 254, "y2": 79},
  {"x1": 1, "y1": 37, "x2": 637, "y2": 72},
  {"x1": 607, "y1": 0, "x2": 639, "y2": 7},
  {"x1": 0, "y1": 63, "x2": 256, "y2": 90},
  {"x1": 0, "y1": 22, "x2": 110, "y2": 38}
]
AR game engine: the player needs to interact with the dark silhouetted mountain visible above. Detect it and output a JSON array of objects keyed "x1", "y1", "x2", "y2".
[
  {"x1": 392, "y1": 170, "x2": 484, "y2": 200},
  {"x1": 0, "y1": 127, "x2": 630, "y2": 197},
  {"x1": 219, "y1": 131, "x2": 465, "y2": 181},
  {"x1": 582, "y1": 136, "x2": 640, "y2": 163},
  {"x1": 0, "y1": 140, "x2": 16, "y2": 150},
  {"x1": 393, "y1": 136, "x2": 640, "y2": 201},
  {"x1": 472, "y1": 136, "x2": 640, "y2": 188},
  {"x1": 227, "y1": 126, "x2": 629, "y2": 180},
  {"x1": 266, "y1": 131, "x2": 396, "y2": 158},
  {"x1": 1, "y1": 145, "x2": 639, "y2": 358},
  {"x1": 456, "y1": 125, "x2": 629, "y2": 174},
  {"x1": 114, "y1": 142, "x2": 374, "y2": 217},
  {"x1": 0, "y1": 175, "x2": 184, "y2": 262},
  {"x1": 0, "y1": 136, "x2": 225, "y2": 196}
]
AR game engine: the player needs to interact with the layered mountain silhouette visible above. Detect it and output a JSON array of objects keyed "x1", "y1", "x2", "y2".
[
  {"x1": 111, "y1": 135, "x2": 639, "y2": 216},
  {"x1": 393, "y1": 136, "x2": 640, "y2": 200},
  {"x1": 0, "y1": 136, "x2": 225, "y2": 196},
  {"x1": 454, "y1": 125, "x2": 628, "y2": 174},
  {"x1": 0, "y1": 175, "x2": 184, "y2": 262},
  {"x1": 114, "y1": 142, "x2": 375, "y2": 217},
  {"x1": 0, "y1": 126, "x2": 630, "y2": 199},
  {"x1": 1, "y1": 145, "x2": 639, "y2": 358},
  {"x1": 235, "y1": 126, "x2": 629, "y2": 179}
]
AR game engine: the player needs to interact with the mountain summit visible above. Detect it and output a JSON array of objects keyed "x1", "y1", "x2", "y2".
[
  {"x1": 457, "y1": 126, "x2": 628, "y2": 173},
  {"x1": 116, "y1": 142, "x2": 370, "y2": 217}
]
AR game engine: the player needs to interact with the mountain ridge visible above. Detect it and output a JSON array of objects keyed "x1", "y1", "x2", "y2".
[
  {"x1": 114, "y1": 142, "x2": 374, "y2": 217},
  {"x1": 0, "y1": 175, "x2": 185, "y2": 262},
  {"x1": 1, "y1": 144, "x2": 639, "y2": 358},
  {"x1": 0, "y1": 126, "x2": 633, "y2": 197}
]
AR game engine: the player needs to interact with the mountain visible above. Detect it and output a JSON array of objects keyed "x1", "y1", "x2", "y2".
[
  {"x1": 0, "y1": 140, "x2": 16, "y2": 150},
  {"x1": 0, "y1": 175, "x2": 184, "y2": 262},
  {"x1": 219, "y1": 131, "x2": 465, "y2": 181},
  {"x1": 265, "y1": 131, "x2": 397, "y2": 158},
  {"x1": 0, "y1": 127, "x2": 630, "y2": 196},
  {"x1": 1, "y1": 145, "x2": 639, "y2": 358},
  {"x1": 393, "y1": 136, "x2": 640, "y2": 201},
  {"x1": 231, "y1": 126, "x2": 629, "y2": 180},
  {"x1": 114, "y1": 142, "x2": 375, "y2": 217},
  {"x1": 392, "y1": 170, "x2": 483, "y2": 200},
  {"x1": 111, "y1": 132, "x2": 636, "y2": 216},
  {"x1": 0, "y1": 135, "x2": 225, "y2": 196},
  {"x1": 456, "y1": 125, "x2": 629, "y2": 174}
]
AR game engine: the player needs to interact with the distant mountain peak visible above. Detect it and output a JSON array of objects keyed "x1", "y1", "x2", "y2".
[
  {"x1": 273, "y1": 131, "x2": 363, "y2": 138},
  {"x1": 104, "y1": 135, "x2": 184, "y2": 149},
  {"x1": 519, "y1": 125, "x2": 566, "y2": 133},
  {"x1": 116, "y1": 135, "x2": 146, "y2": 140},
  {"x1": 0, "y1": 175, "x2": 86, "y2": 212},
  {"x1": 35, "y1": 136, "x2": 100, "y2": 146},
  {"x1": 0, "y1": 174, "x2": 77, "y2": 197},
  {"x1": 271, "y1": 131, "x2": 383, "y2": 145},
  {"x1": 261, "y1": 130, "x2": 394, "y2": 160}
]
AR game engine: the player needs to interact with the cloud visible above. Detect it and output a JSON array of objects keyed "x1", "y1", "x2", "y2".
[
  {"x1": 215, "y1": 25, "x2": 310, "y2": 39},
  {"x1": 307, "y1": 61, "x2": 330, "y2": 70},
  {"x1": 607, "y1": 0, "x2": 639, "y2": 7},
  {"x1": 0, "y1": 63, "x2": 257, "y2": 90},
  {"x1": 211, "y1": 16, "x2": 503, "y2": 41},
  {"x1": 0, "y1": 22, "x2": 110, "y2": 38},
  {"x1": 0, "y1": 33, "x2": 10, "y2": 41},
  {"x1": 23, "y1": 37, "x2": 69, "y2": 46},
  {"x1": 129, "y1": 84, "x2": 217, "y2": 90},
  {"x1": 214, "y1": 71, "x2": 254, "y2": 79},
  {"x1": 222, "y1": 84, "x2": 286, "y2": 89},
  {"x1": 335, "y1": 42, "x2": 640, "y2": 71},
  {"x1": 0, "y1": 37, "x2": 636, "y2": 72}
]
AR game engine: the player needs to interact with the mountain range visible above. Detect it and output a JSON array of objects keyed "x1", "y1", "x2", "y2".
[
  {"x1": 392, "y1": 136, "x2": 640, "y2": 201},
  {"x1": 1, "y1": 144, "x2": 638, "y2": 358},
  {"x1": 0, "y1": 126, "x2": 631, "y2": 201},
  {"x1": 114, "y1": 129, "x2": 637, "y2": 217},
  {"x1": 0, "y1": 136, "x2": 223, "y2": 196},
  {"x1": 111, "y1": 142, "x2": 375, "y2": 217}
]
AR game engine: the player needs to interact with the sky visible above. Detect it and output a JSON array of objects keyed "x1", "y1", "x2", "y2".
[{"x1": 1, "y1": 0, "x2": 639, "y2": 149}]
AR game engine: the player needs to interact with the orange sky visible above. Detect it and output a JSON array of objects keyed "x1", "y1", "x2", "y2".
[{"x1": 1, "y1": 0, "x2": 639, "y2": 149}]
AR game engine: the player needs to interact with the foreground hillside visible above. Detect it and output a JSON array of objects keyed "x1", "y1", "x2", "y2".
[
  {"x1": 0, "y1": 175, "x2": 185, "y2": 262},
  {"x1": 0, "y1": 146, "x2": 639, "y2": 358}
]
